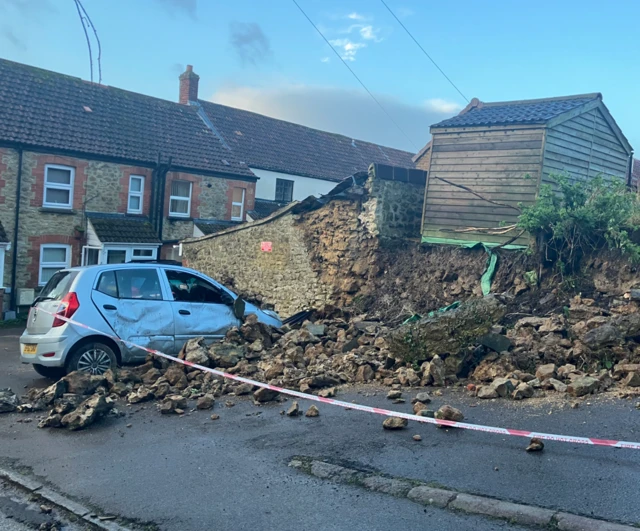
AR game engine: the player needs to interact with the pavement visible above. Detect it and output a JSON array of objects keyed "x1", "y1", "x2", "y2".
[{"x1": 1, "y1": 325, "x2": 640, "y2": 530}]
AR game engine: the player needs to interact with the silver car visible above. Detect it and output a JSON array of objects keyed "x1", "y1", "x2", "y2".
[{"x1": 20, "y1": 263, "x2": 281, "y2": 378}]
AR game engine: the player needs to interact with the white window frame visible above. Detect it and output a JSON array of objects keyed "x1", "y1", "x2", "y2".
[
  {"x1": 169, "y1": 181, "x2": 192, "y2": 218},
  {"x1": 43, "y1": 164, "x2": 75, "y2": 209},
  {"x1": 100, "y1": 245, "x2": 158, "y2": 264},
  {"x1": 231, "y1": 188, "x2": 245, "y2": 221},
  {"x1": 131, "y1": 247, "x2": 157, "y2": 260},
  {"x1": 127, "y1": 175, "x2": 145, "y2": 214},
  {"x1": 39, "y1": 244, "x2": 72, "y2": 286},
  {"x1": 0, "y1": 245, "x2": 7, "y2": 289}
]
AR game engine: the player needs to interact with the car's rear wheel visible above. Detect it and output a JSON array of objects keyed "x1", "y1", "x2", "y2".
[
  {"x1": 33, "y1": 364, "x2": 66, "y2": 380},
  {"x1": 66, "y1": 342, "x2": 118, "y2": 375}
]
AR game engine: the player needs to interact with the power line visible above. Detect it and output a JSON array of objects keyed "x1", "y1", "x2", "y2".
[
  {"x1": 380, "y1": 0, "x2": 469, "y2": 103},
  {"x1": 73, "y1": 0, "x2": 93, "y2": 82},
  {"x1": 291, "y1": 0, "x2": 419, "y2": 151},
  {"x1": 76, "y1": 0, "x2": 102, "y2": 84}
]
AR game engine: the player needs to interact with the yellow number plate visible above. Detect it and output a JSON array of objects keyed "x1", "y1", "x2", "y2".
[{"x1": 23, "y1": 344, "x2": 37, "y2": 355}]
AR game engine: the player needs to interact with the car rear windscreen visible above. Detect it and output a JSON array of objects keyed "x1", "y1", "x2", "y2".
[{"x1": 39, "y1": 271, "x2": 78, "y2": 301}]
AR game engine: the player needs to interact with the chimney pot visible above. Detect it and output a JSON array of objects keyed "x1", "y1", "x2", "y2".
[{"x1": 179, "y1": 65, "x2": 199, "y2": 105}]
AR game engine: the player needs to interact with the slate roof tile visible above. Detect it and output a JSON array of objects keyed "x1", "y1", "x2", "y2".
[
  {"x1": 0, "y1": 59, "x2": 254, "y2": 178},
  {"x1": 432, "y1": 94, "x2": 601, "y2": 129},
  {"x1": 198, "y1": 101, "x2": 415, "y2": 182},
  {"x1": 88, "y1": 214, "x2": 161, "y2": 244}
]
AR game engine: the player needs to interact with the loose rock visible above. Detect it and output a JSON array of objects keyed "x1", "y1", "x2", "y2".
[
  {"x1": 526, "y1": 437, "x2": 545, "y2": 452},
  {"x1": 286, "y1": 401, "x2": 300, "y2": 417},
  {"x1": 305, "y1": 405, "x2": 320, "y2": 417},
  {"x1": 196, "y1": 394, "x2": 215, "y2": 410},
  {"x1": 435, "y1": 405, "x2": 464, "y2": 422},
  {"x1": 0, "y1": 388, "x2": 19, "y2": 413},
  {"x1": 476, "y1": 386, "x2": 499, "y2": 399},
  {"x1": 254, "y1": 387, "x2": 280, "y2": 403},
  {"x1": 567, "y1": 376, "x2": 599, "y2": 397},
  {"x1": 383, "y1": 417, "x2": 408, "y2": 430}
]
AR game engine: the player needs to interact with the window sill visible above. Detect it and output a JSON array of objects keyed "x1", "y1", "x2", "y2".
[{"x1": 39, "y1": 207, "x2": 76, "y2": 215}]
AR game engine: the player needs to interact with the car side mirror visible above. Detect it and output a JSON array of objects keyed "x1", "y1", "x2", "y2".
[{"x1": 233, "y1": 297, "x2": 246, "y2": 321}]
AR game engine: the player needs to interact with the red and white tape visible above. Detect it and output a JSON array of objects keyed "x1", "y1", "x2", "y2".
[{"x1": 35, "y1": 308, "x2": 640, "y2": 450}]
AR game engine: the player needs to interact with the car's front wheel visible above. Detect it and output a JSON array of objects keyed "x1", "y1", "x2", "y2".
[
  {"x1": 33, "y1": 364, "x2": 66, "y2": 380},
  {"x1": 66, "y1": 342, "x2": 118, "y2": 375}
]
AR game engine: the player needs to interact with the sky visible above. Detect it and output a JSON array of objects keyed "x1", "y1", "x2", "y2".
[{"x1": 1, "y1": 0, "x2": 639, "y2": 154}]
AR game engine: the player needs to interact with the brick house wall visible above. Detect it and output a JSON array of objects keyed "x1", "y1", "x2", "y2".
[{"x1": 0, "y1": 146, "x2": 257, "y2": 304}]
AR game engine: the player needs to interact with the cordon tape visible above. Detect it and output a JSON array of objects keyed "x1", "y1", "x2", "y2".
[{"x1": 34, "y1": 307, "x2": 640, "y2": 450}]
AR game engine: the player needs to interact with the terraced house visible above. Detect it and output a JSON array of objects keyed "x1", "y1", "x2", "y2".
[{"x1": 0, "y1": 58, "x2": 257, "y2": 313}]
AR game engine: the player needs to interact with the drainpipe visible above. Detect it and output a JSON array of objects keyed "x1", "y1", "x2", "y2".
[
  {"x1": 9, "y1": 146, "x2": 23, "y2": 312},
  {"x1": 151, "y1": 155, "x2": 172, "y2": 244}
]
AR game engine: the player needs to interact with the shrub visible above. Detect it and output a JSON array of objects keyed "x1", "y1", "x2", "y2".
[{"x1": 517, "y1": 174, "x2": 640, "y2": 272}]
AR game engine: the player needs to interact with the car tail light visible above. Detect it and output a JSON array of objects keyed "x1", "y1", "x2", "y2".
[{"x1": 52, "y1": 292, "x2": 80, "y2": 328}]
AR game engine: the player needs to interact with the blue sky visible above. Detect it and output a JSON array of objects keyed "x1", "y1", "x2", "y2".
[{"x1": 1, "y1": 0, "x2": 639, "y2": 153}]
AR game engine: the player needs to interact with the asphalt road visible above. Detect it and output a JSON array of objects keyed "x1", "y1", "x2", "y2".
[{"x1": 1, "y1": 325, "x2": 640, "y2": 530}]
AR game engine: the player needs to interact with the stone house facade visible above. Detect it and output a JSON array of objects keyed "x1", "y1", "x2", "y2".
[{"x1": 0, "y1": 58, "x2": 256, "y2": 313}]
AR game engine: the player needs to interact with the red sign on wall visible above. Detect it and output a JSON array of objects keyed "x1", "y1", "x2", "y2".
[{"x1": 261, "y1": 242, "x2": 272, "y2": 252}]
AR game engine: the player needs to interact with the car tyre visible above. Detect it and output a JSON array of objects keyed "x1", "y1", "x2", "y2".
[
  {"x1": 33, "y1": 364, "x2": 66, "y2": 380},
  {"x1": 66, "y1": 342, "x2": 118, "y2": 376}
]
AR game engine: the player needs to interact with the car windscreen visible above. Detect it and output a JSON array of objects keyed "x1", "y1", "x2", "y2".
[{"x1": 39, "y1": 271, "x2": 78, "y2": 301}]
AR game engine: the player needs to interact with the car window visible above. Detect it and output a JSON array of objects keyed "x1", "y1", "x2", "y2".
[
  {"x1": 39, "y1": 271, "x2": 77, "y2": 301},
  {"x1": 115, "y1": 269, "x2": 163, "y2": 300},
  {"x1": 96, "y1": 271, "x2": 118, "y2": 298},
  {"x1": 166, "y1": 270, "x2": 233, "y2": 305}
]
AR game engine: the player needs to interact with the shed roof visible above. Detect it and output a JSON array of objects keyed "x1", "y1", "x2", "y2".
[
  {"x1": 0, "y1": 59, "x2": 254, "y2": 178},
  {"x1": 197, "y1": 100, "x2": 416, "y2": 182},
  {"x1": 247, "y1": 199, "x2": 289, "y2": 220},
  {"x1": 432, "y1": 94, "x2": 601, "y2": 129},
  {"x1": 88, "y1": 214, "x2": 161, "y2": 244},
  {"x1": 194, "y1": 219, "x2": 241, "y2": 235}
]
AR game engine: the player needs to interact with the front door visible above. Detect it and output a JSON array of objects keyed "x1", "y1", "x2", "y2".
[
  {"x1": 161, "y1": 269, "x2": 240, "y2": 352},
  {"x1": 90, "y1": 268, "x2": 175, "y2": 360}
]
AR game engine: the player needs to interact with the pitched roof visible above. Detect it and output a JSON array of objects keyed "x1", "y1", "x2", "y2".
[
  {"x1": 247, "y1": 199, "x2": 289, "y2": 220},
  {"x1": 194, "y1": 219, "x2": 241, "y2": 235},
  {"x1": 0, "y1": 58, "x2": 254, "y2": 178},
  {"x1": 198, "y1": 100, "x2": 415, "y2": 182},
  {"x1": 0, "y1": 220, "x2": 7, "y2": 243},
  {"x1": 432, "y1": 94, "x2": 601, "y2": 129},
  {"x1": 88, "y1": 214, "x2": 161, "y2": 244}
]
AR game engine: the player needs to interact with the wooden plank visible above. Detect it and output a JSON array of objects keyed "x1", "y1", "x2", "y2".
[
  {"x1": 426, "y1": 197, "x2": 536, "y2": 208},
  {"x1": 426, "y1": 203, "x2": 526, "y2": 216},
  {"x1": 558, "y1": 122, "x2": 626, "y2": 153},
  {"x1": 433, "y1": 134, "x2": 543, "y2": 146},
  {"x1": 430, "y1": 155, "x2": 541, "y2": 165},
  {"x1": 429, "y1": 162, "x2": 541, "y2": 173},
  {"x1": 427, "y1": 171, "x2": 538, "y2": 179},
  {"x1": 544, "y1": 98, "x2": 601, "y2": 129},
  {"x1": 432, "y1": 148, "x2": 542, "y2": 160},
  {"x1": 432, "y1": 140, "x2": 542, "y2": 152},
  {"x1": 423, "y1": 213, "x2": 520, "y2": 227},
  {"x1": 427, "y1": 190, "x2": 535, "y2": 202},
  {"x1": 546, "y1": 133, "x2": 627, "y2": 167},
  {"x1": 422, "y1": 227, "x2": 530, "y2": 246},
  {"x1": 430, "y1": 124, "x2": 542, "y2": 135},
  {"x1": 428, "y1": 179, "x2": 538, "y2": 190}
]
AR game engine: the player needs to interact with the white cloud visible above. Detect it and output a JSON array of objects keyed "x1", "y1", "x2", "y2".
[
  {"x1": 320, "y1": 57, "x2": 330, "y2": 63},
  {"x1": 210, "y1": 83, "x2": 460, "y2": 152},
  {"x1": 329, "y1": 38, "x2": 366, "y2": 61},
  {"x1": 346, "y1": 12, "x2": 365, "y2": 20},
  {"x1": 358, "y1": 24, "x2": 381, "y2": 42},
  {"x1": 424, "y1": 98, "x2": 463, "y2": 114}
]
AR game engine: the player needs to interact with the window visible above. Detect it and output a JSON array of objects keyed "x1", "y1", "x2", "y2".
[
  {"x1": 106, "y1": 249, "x2": 127, "y2": 264},
  {"x1": 132, "y1": 249, "x2": 154, "y2": 259},
  {"x1": 96, "y1": 271, "x2": 118, "y2": 298},
  {"x1": 169, "y1": 181, "x2": 192, "y2": 217},
  {"x1": 0, "y1": 246, "x2": 5, "y2": 288},
  {"x1": 231, "y1": 187, "x2": 245, "y2": 221},
  {"x1": 115, "y1": 269, "x2": 162, "y2": 300},
  {"x1": 39, "y1": 271, "x2": 77, "y2": 301},
  {"x1": 165, "y1": 269, "x2": 234, "y2": 305},
  {"x1": 39, "y1": 244, "x2": 71, "y2": 285},
  {"x1": 43, "y1": 165, "x2": 75, "y2": 209},
  {"x1": 128, "y1": 175, "x2": 144, "y2": 214},
  {"x1": 275, "y1": 178, "x2": 294, "y2": 202}
]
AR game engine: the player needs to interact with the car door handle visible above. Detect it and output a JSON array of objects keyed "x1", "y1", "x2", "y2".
[
  {"x1": 179, "y1": 309, "x2": 191, "y2": 315},
  {"x1": 103, "y1": 304, "x2": 117, "y2": 310}
]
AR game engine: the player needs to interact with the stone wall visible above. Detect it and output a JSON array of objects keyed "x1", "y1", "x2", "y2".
[{"x1": 183, "y1": 211, "x2": 330, "y2": 317}]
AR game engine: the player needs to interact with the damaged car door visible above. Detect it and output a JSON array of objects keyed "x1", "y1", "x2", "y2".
[
  {"x1": 91, "y1": 268, "x2": 175, "y2": 360},
  {"x1": 162, "y1": 269, "x2": 241, "y2": 352}
]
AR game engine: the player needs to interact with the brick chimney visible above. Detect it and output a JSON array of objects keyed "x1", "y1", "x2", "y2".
[{"x1": 179, "y1": 65, "x2": 199, "y2": 104}]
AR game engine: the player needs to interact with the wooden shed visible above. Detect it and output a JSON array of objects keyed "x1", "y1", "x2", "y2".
[{"x1": 419, "y1": 94, "x2": 633, "y2": 247}]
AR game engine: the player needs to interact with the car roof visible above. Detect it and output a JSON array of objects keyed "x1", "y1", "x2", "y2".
[{"x1": 66, "y1": 263, "x2": 202, "y2": 275}]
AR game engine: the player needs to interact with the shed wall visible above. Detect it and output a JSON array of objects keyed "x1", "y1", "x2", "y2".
[
  {"x1": 542, "y1": 106, "x2": 630, "y2": 185},
  {"x1": 422, "y1": 126, "x2": 543, "y2": 246}
]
